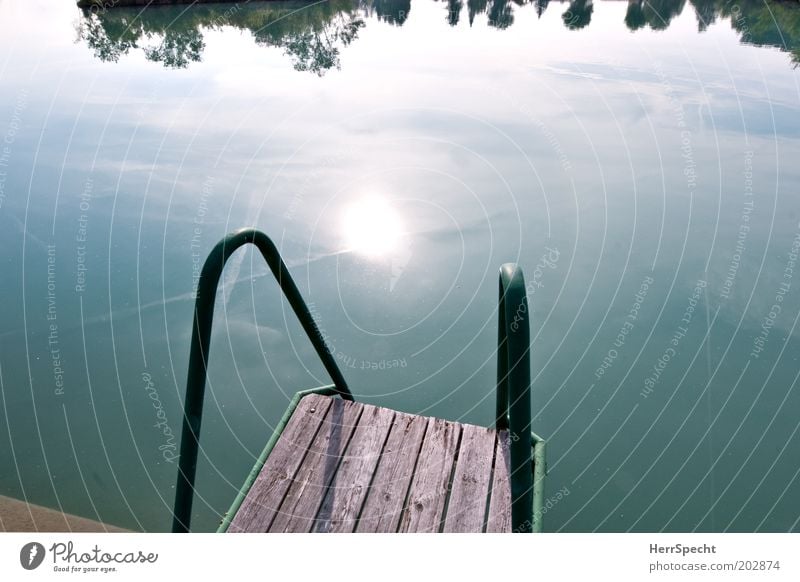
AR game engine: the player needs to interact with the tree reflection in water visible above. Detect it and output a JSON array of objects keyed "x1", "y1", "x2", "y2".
[
  {"x1": 563, "y1": 0, "x2": 593, "y2": 30},
  {"x1": 76, "y1": 0, "x2": 369, "y2": 74},
  {"x1": 76, "y1": 0, "x2": 800, "y2": 72}
]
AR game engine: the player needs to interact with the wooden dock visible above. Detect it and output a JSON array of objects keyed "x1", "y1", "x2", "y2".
[
  {"x1": 225, "y1": 393, "x2": 520, "y2": 533},
  {"x1": 170, "y1": 230, "x2": 543, "y2": 533}
]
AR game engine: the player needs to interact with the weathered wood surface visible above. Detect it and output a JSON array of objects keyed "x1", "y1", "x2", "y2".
[
  {"x1": 230, "y1": 394, "x2": 517, "y2": 532},
  {"x1": 269, "y1": 397, "x2": 363, "y2": 532},
  {"x1": 227, "y1": 394, "x2": 332, "y2": 533},
  {"x1": 354, "y1": 412, "x2": 429, "y2": 533},
  {"x1": 312, "y1": 404, "x2": 395, "y2": 532},
  {"x1": 442, "y1": 424, "x2": 497, "y2": 533},
  {"x1": 486, "y1": 430, "x2": 513, "y2": 533},
  {"x1": 397, "y1": 418, "x2": 461, "y2": 533}
]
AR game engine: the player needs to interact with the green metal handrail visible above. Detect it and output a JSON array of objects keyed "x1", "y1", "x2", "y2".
[
  {"x1": 496, "y1": 263, "x2": 535, "y2": 533},
  {"x1": 531, "y1": 431, "x2": 546, "y2": 533},
  {"x1": 172, "y1": 228, "x2": 353, "y2": 533}
]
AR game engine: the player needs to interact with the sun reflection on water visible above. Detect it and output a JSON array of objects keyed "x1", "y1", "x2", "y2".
[{"x1": 340, "y1": 196, "x2": 405, "y2": 258}]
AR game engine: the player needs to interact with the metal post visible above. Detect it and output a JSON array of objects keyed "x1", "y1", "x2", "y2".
[{"x1": 496, "y1": 263, "x2": 534, "y2": 533}]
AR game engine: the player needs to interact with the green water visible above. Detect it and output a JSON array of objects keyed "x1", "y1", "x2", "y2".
[{"x1": 1, "y1": 0, "x2": 799, "y2": 532}]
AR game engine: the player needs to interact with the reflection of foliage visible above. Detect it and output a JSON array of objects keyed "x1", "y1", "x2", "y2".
[
  {"x1": 367, "y1": 0, "x2": 411, "y2": 25},
  {"x1": 76, "y1": 0, "x2": 365, "y2": 74},
  {"x1": 688, "y1": 0, "x2": 718, "y2": 31},
  {"x1": 282, "y1": 14, "x2": 364, "y2": 74},
  {"x1": 625, "y1": 0, "x2": 648, "y2": 30},
  {"x1": 620, "y1": 0, "x2": 800, "y2": 65},
  {"x1": 445, "y1": 0, "x2": 528, "y2": 27},
  {"x1": 717, "y1": 0, "x2": 800, "y2": 65},
  {"x1": 77, "y1": 10, "x2": 142, "y2": 63},
  {"x1": 624, "y1": 0, "x2": 685, "y2": 31},
  {"x1": 446, "y1": 0, "x2": 464, "y2": 25},
  {"x1": 467, "y1": 0, "x2": 489, "y2": 25},
  {"x1": 535, "y1": 0, "x2": 550, "y2": 18},
  {"x1": 488, "y1": 0, "x2": 518, "y2": 29},
  {"x1": 76, "y1": 8, "x2": 205, "y2": 68},
  {"x1": 676, "y1": 0, "x2": 800, "y2": 66},
  {"x1": 143, "y1": 29, "x2": 204, "y2": 68},
  {"x1": 563, "y1": 0, "x2": 593, "y2": 30},
  {"x1": 75, "y1": 0, "x2": 800, "y2": 71}
]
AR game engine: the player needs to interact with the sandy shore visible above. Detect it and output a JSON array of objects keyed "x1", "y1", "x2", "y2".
[{"x1": 0, "y1": 495, "x2": 128, "y2": 532}]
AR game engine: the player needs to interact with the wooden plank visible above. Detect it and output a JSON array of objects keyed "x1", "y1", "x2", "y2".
[
  {"x1": 486, "y1": 430, "x2": 512, "y2": 533},
  {"x1": 355, "y1": 413, "x2": 429, "y2": 533},
  {"x1": 228, "y1": 394, "x2": 332, "y2": 533},
  {"x1": 268, "y1": 397, "x2": 363, "y2": 532},
  {"x1": 312, "y1": 404, "x2": 396, "y2": 532},
  {"x1": 442, "y1": 424, "x2": 497, "y2": 532},
  {"x1": 397, "y1": 418, "x2": 461, "y2": 533}
]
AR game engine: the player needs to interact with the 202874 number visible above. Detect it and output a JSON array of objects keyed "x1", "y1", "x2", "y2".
[{"x1": 735, "y1": 561, "x2": 780, "y2": 571}]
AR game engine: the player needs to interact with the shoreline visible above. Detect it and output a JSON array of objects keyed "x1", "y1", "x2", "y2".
[
  {"x1": 0, "y1": 495, "x2": 128, "y2": 533},
  {"x1": 77, "y1": 0, "x2": 253, "y2": 8}
]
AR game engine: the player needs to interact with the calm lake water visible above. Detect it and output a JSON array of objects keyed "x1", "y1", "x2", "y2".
[{"x1": 1, "y1": 0, "x2": 800, "y2": 532}]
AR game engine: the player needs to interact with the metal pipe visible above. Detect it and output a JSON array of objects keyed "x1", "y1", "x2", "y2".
[
  {"x1": 496, "y1": 263, "x2": 534, "y2": 533},
  {"x1": 172, "y1": 228, "x2": 352, "y2": 533},
  {"x1": 531, "y1": 432, "x2": 547, "y2": 533}
]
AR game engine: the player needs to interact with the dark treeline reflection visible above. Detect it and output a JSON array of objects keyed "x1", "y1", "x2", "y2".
[
  {"x1": 77, "y1": 0, "x2": 372, "y2": 73},
  {"x1": 76, "y1": 0, "x2": 800, "y2": 73}
]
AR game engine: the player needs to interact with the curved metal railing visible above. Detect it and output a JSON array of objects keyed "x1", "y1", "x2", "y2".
[
  {"x1": 172, "y1": 235, "x2": 541, "y2": 533},
  {"x1": 496, "y1": 263, "x2": 535, "y2": 533},
  {"x1": 172, "y1": 228, "x2": 352, "y2": 533}
]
